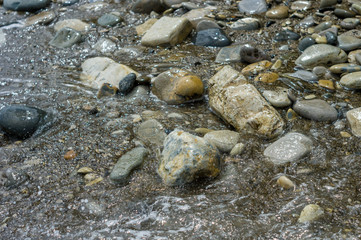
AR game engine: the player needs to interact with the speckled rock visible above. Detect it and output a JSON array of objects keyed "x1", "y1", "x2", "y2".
[
  {"x1": 118, "y1": 73, "x2": 136, "y2": 95},
  {"x1": 255, "y1": 72, "x2": 279, "y2": 83},
  {"x1": 158, "y1": 130, "x2": 221, "y2": 186},
  {"x1": 204, "y1": 130, "x2": 241, "y2": 153},
  {"x1": 274, "y1": 30, "x2": 300, "y2": 42},
  {"x1": 230, "y1": 18, "x2": 260, "y2": 30},
  {"x1": 80, "y1": 57, "x2": 138, "y2": 89},
  {"x1": 141, "y1": 16, "x2": 192, "y2": 47},
  {"x1": 266, "y1": 6, "x2": 289, "y2": 19},
  {"x1": 264, "y1": 132, "x2": 313, "y2": 165},
  {"x1": 193, "y1": 28, "x2": 231, "y2": 47},
  {"x1": 208, "y1": 66, "x2": 284, "y2": 139},
  {"x1": 54, "y1": 19, "x2": 90, "y2": 32},
  {"x1": 298, "y1": 37, "x2": 316, "y2": 51},
  {"x1": 152, "y1": 68, "x2": 204, "y2": 104},
  {"x1": 136, "y1": 119, "x2": 167, "y2": 147},
  {"x1": 49, "y1": 27, "x2": 82, "y2": 48},
  {"x1": 263, "y1": 88, "x2": 291, "y2": 108},
  {"x1": 4, "y1": 0, "x2": 50, "y2": 11},
  {"x1": 298, "y1": 204, "x2": 324, "y2": 223},
  {"x1": 346, "y1": 107, "x2": 361, "y2": 137},
  {"x1": 295, "y1": 44, "x2": 347, "y2": 69},
  {"x1": 93, "y1": 38, "x2": 117, "y2": 53},
  {"x1": 293, "y1": 99, "x2": 338, "y2": 121},
  {"x1": 340, "y1": 18, "x2": 360, "y2": 30},
  {"x1": 237, "y1": 0, "x2": 267, "y2": 14},
  {"x1": 216, "y1": 44, "x2": 269, "y2": 63},
  {"x1": 340, "y1": 71, "x2": 361, "y2": 89}
]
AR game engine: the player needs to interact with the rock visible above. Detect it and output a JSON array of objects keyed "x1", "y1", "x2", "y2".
[
  {"x1": 334, "y1": 8, "x2": 355, "y2": 19},
  {"x1": 347, "y1": 49, "x2": 361, "y2": 64},
  {"x1": 241, "y1": 60, "x2": 272, "y2": 76},
  {"x1": 229, "y1": 143, "x2": 245, "y2": 156},
  {"x1": 337, "y1": 35, "x2": 361, "y2": 51},
  {"x1": 274, "y1": 30, "x2": 300, "y2": 42},
  {"x1": 215, "y1": 44, "x2": 269, "y2": 63},
  {"x1": 346, "y1": 107, "x2": 361, "y2": 137},
  {"x1": 277, "y1": 176, "x2": 295, "y2": 189},
  {"x1": 80, "y1": 57, "x2": 138, "y2": 89},
  {"x1": 298, "y1": 37, "x2": 316, "y2": 51},
  {"x1": 352, "y1": 3, "x2": 361, "y2": 15},
  {"x1": 141, "y1": 17, "x2": 192, "y2": 47},
  {"x1": 329, "y1": 63, "x2": 361, "y2": 74},
  {"x1": 4, "y1": 168, "x2": 28, "y2": 188},
  {"x1": 97, "y1": 13, "x2": 122, "y2": 27},
  {"x1": 54, "y1": 19, "x2": 90, "y2": 33},
  {"x1": 298, "y1": 204, "x2": 324, "y2": 223},
  {"x1": 3, "y1": 0, "x2": 50, "y2": 11},
  {"x1": 77, "y1": 167, "x2": 94, "y2": 174},
  {"x1": 320, "y1": 0, "x2": 337, "y2": 8},
  {"x1": 60, "y1": 0, "x2": 78, "y2": 6},
  {"x1": 93, "y1": 38, "x2": 117, "y2": 53},
  {"x1": 64, "y1": 150, "x2": 76, "y2": 160},
  {"x1": 0, "y1": 105, "x2": 51, "y2": 139},
  {"x1": 263, "y1": 88, "x2": 292, "y2": 108},
  {"x1": 193, "y1": 28, "x2": 231, "y2": 47},
  {"x1": 255, "y1": 72, "x2": 279, "y2": 83},
  {"x1": 340, "y1": 71, "x2": 361, "y2": 89},
  {"x1": 182, "y1": 7, "x2": 213, "y2": 27},
  {"x1": 291, "y1": 1, "x2": 311, "y2": 11},
  {"x1": 151, "y1": 68, "x2": 204, "y2": 104},
  {"x1": 340, "y1": 18, "x2": 360, "y2": 30},
  {"x1": 158, "y1": 130, "x2": 221, "y2": 186},
  {"x1": 208, "y1": 66, "x2": 284, "y2": 139},
  {"x1": 131, "y1": 0, "x2": 166, "y2": 14},
  {"x1": 237, "y1": 0, "x2": 267, "y2": 14},
  {"x1": 110, "y1": 147, "x2": 148, "y2": 184},
  {"x1": 314, "y1": 22, "x2": 332, "y2": 33},
  {"x1": 25, "y1": 10, "x2": 56, "y2": 26},
  {"x1": 135, "y1": 19, "x2": 158, "y2": 36},
  {"x1": 230, "y1": 18, "x2": 260, "y2": 31},
  {"x1": 136, "y1": 119, "x2": 167, "y2": 146},
  {"x1": 78, "y1": 2, "x2": 108, "y2": 11},
  {"x1": 293, "y1": 99, "x2": 338, "y2": 121},
  {"x1": 264, "y1": 132, "x2": 313, "y2": 165},
  {"x1": 266, "y1": 6, "x2": 289, "y2": 19},
  {"x1": 126, "y1": 85, "x2": 149, "y2": 100},
  {"x1": 295, "y1": 44, "x2": 347, "y2": 69},
  {"x1": 0, "y1": 30, "x2": 5, "y2": 47},
  {"x1": 49, "y1": 27, "x2": 82, "y2": 48},
  {"x1": 298, "y1": 15, "x2": 315, "y2": 28},
  {"x1": 286, "y1": 70, "x2": 318, "y2": 82},
  {"x1": 324, "y1": 31, "x2": 338, "y2": 45},
  {"x1": 118, "y1": 73, "x2": 136, "y2": 95},
  {"x1": 318, "y1": 80, "x2": 335, "y2": 90},
  {"x1": 196, "y1": 20, "x2": 220, "y2": 32},
  {"x1": 97, "y1": 83, "x2": 119, "y2": 98},
  {"x1": 204, "y1": 130, "x2": 241, "y2": 153}
]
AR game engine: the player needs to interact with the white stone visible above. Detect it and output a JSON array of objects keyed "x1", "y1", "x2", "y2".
[{"x1": 346, "y1": 107, "x2": 361, "y2": 137}]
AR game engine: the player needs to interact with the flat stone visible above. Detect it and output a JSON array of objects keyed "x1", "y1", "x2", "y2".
[
  {"x1": 352, "y1": 3, "x2": 361, "y2": 15},
  {"x1": 277, "y1": 176, "x2": 295, "y2": 189},
  {"x1": 348, "y1": 49, "x2": 361, "y2": 64},
  {"x1": 54, "y1": 19, "x2": 90, "y2": 32},
  {"x1": 196, "y1": 20, "x2": 220, "y2": 32},
  {"x1": 298, "y1": 37, "x2": 316, "y2": 51},
  {"x1": 125, "y1": 86, "x2": 149, "y2": 101},
  {"x1": 136, "y1": 119, "x2": 167, "y2": 147},
  {"x1": 80, "y1": 57, "x2": 138, "y2": 89},
  {"x1": 208, "y1": 66, "x2": 284, "y2": 139},
  {"x1": 263, "y1": 88, "x2": 292, "y2": 108},
  {"x1": 97, "y1": 13, "x2": 122, "y2": 27},
  {"x1": 298, "y1": 204, "x2": 324, "y2": 223},
  {"x1": 109, "y1": 147, "x2": 148, "y2": 184},
  {"x1": 340, "y1": 18, "x2": 360, "y2": 30},
  {"x1": 266, "y1": 6, "x2": 289, "y2": 19},
  {"x1": 237, "y1": 0, "x2": 267, "y2": 14},
  {"x1": 230, "y1": 18, "x2": 260, "y2": 31},
  {"x1": 314, "y1": 22, "x2": 332, "y2": 33},
  {"x1": 141, "y1": 16, "x2": 192, "y2": 47},
  {"x1": 204, "y1": 130, "x2": 241, "y2": 153},
  {"x1": 49, "y1": 27, "x2": 82, "y2": 48},
  {"x1": 3, "y1": 0, "x2": 50, "y2": 11},
  {"x1": 182, "y1": 7, "x2": 213, "y2": 27},
  {"x1": 298, "y1": 15, "x2": 315, "y2": 28},
  {"x1": 334, "y1": 8, "x2": 355, "y2": 19},
  {"x1": 274, "y1": 30, "x2": 300, "y2": 42},
  {"x1": 136, "y1": 19, "x2": 158, "y2": 36},
  {"x1": 131, "y1": 0, "x2": 166, "y2": 14},
  {"x1": 346, "y1": 107, "x2": 361, "y2": 137},
  {"x1": 241, "y1": 60, "x2": 272, "y2": 76},
  {"x1": 193, "y1": 28, "x2": 231, "y2": 47},
  {"x1": 338, "y1": 35, "x2": 361, "y2": 51},
  {"x1": 295, "y1": 44, "x2": 347, "y2": 69},
  {"x1": 286, "y1": 70, "x2": 318, "y2": 82},
  {"x1": 25, "y1": 10, "x2": 56, "y2": 26},
  {"x1": 158, "y1": 130, "x2": 221, "y2": 186},
  {"x1": 340, "y1": 71, "x2": 361, "y2": 89},
  {"x1": 329, "y1": 63, "x2": 361, "y2": 74},
  {"x1": 264, "y1": 132, "x2": 313, "y2": 165},
  {"x1": 230, "y1": 143, "x2": 245, "y2": 156},
  {"x1": 254, "y1": 72, "x2": 279, "y2": 83},
  {"x1": 293, "y1": 99, "x2": 338, "y2": 121},
  {"x1": 215, "y1": 44, "x2": 269, "y2": 63}
]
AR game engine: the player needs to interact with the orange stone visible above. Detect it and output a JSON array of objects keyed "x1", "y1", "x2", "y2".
[
  {"x1": 318, "y1": 80, "x2": 334, "y2": 90},
  {"x1": 175, "y1": 75, "x2": 204, "y2": 96},
  {"x1": 241, "y1": 60, "x2": 273, "y2": 76},
  {"x1": 254, "y1": 72, "x2": 279, "y2": 83},
  {"x1": 64, "y1": 150, "x2": 77, "y2": 160}
]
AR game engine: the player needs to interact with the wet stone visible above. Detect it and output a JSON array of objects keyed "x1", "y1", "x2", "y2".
[
  {"x1": 25, "y1": 10, "x2": 56, "y2": 26},
  {"x1": 337, "y1": 35, "x2": 361, "y2": 51},
  {"x1": 125, "y1": 85, "x2": 149, "y2": 101},
  {"x1": 320, "y1": 0, "x2": 337, "y2": 8},
  {"x1": 230, "y1": 143, "x2": 245, "y2": 156},
  {"x1": 340, "y1": 18, "x2": 360, "y2": 30},
  {"x1": 277, "y1": 176, "x2": 295, "y2": 189},
  {"x1": 241, "y1": 60, "x2": 272, "y2": 76},
  {"x1": 264, "y1": 132, "x2": 313, "y2": 165},
  {"x1": 94, "y1": 38, "x2": 117, "y2": 53},
  {"x1": 196, "y1": 20, "x2": 220, "y2": 32},
  {"x1": 293, "y1": 99, "x2": 338, "y2": 122},
  {"x1": 60, "y1": 0, "x2": 79, "y2": 6},
  {"x1": 97, "y1": 83, "x2": 118, "y2": 98},
  {"x1": 131, "y1": 0, "x2": 166, "y2": 14},
  {"x1": 193, "y1": 28, "x2": 231, "y2": 47},
  {"x1": 49, "y1": 27, "x2": 82, "y2": 48},
  {"x1": 3, "y1": 0, "x2": 51, "y2": 11},
  {"x1": 347, "y1": 49, "x2": 361, "y2": 64},
  {"x1": 352, "y1": 3, "x2": 361, "y2": 15},
  {"x1": 54, "y1": 19, "x2": 90, "y2": 33},
  {"x1": 334, "y1": 8, "x2": 356, "y2": 19},
  {"x1": 97, "y1": 13, "x2": 122, "y2": 27},
  {"x1": 298, "y1": 37, "x2": 316, "y2": 51},
  {"x1": 265, "y1": 6, "x2": 289, "y2": 19},
  {"x1": 298, "y1": 15, "x2": 315, "y2": 28},
  {"x1": 346, "y1": 107, "x2": 361, "y2": 137},
  {"x1": 314, "y1": 22, "x2": 332, "y2": 33},
  {"x1": 158, "y1": 130, "x2": 221, "y2": 186},
  {"x1": 324, "y1": 31, "x2": 338, "y2": 45},
  {"x1": 237, "y1": 0, "x2": 267, "y2": 14},
  {"x1": 340, "y1": 71, "x2": 361, "y2": 89},
  {"x1": 4, "y1": 168, "x2": 28, "y2": 188},
  {"x1": 329, "y1": 63, "x2": 361, "y2": 74},
  {"x1": 287, "y1": 70, "x2": 318, "y2": 82},
  {"x1": 216, "y1": 44, "x2": 269, "y2": 64},
  {"x1": 291, "y1": 1, "x2": 311, "y2": 11},
  {"x1": 136, "y1": 119, "x2": 167, "y2": 147},
  {"x1": 0, "y1": 30, "x2": 5, "y2": 46},
  {"x1": 118, "y1": 73, "x2": 136, "y2": 95},
  {"x1": 356, "y1": 53, "x2": 361, "y2": 65},
  {"x1": 274, "y1": 30, "x2": 300, "y2": 42},
  {"x1": 136, "y1": 19, "x2": 157, "y2": 36},
  {"x1": 230, "y1": 18, "x2": 260, "y2": 31},
  {"x1": 318, "y1": 80, "x2": 335, "y2": 90},
  {"x1": 254, "y1": 72, "x2": 279, "y2": 83},
  {"x1": 263, "y1": 87, "x2": 291, "y2": 108},
  {"x1": 298, "y1": 204, "x2": 324, "y2": 223},
  {"x1": 110, "y1": 147, "x2": 148, "y2": 185},
  {"x1": 204, "y1": 130, "x2": 241, "y2": 153}
]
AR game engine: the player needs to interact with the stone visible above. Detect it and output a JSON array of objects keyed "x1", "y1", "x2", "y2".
[
  {"x1": 318, "y1": 80, "x2": 335, "y2": 90},
  {"x1": 237, "y1": 0, "x2": 267, "y2": 14},
  {"x1": 346, "y1": 107, "x2": 361, "y2": 137},
  {"x1": 141, "y1": 17, "x2": 192, "y2": 47},
  {"x1": 3, "y1": 0, "x2": 50, "y2": 11},
  {"x1": 118, "y1": 73, "x2": 136, "y2": 95},
  {"x1": 286, "y1": 70, "x2": 318, "y2": 82},
  {"x1": 255, "y1": 72, "x2": 279, "y2": 83},
  {"x1": 152, "y1": 68, "x2": 204, "y2": 104},
  {"x1": 352, "y1": 3, "x2": 361, "y2": 15},
  {"x1": 64, "y1": 150, "x2": 76, "y2": 160},
  {"x1": 54, "y1": 19, "x2": 90, "y2": 32},
  {"x1": 110, "y1": 147, "x2": 148, "y2": 184},
  {"x1": 80, "y1": 57, "x2": 138, "y2": 89},
  {"x1": 25, "y1": 10, "x2": 56, "y2": 26},
  {"x1": 324, "y1": 31, "x2": 338, "y2": 45},
  {"x1": 338, "y1": 35, "x2": 361, "y2": 51},
  {"x1": 193, "y1": 28, "x2": 231, "y2": 47},
  {"x1": 0, "y1": 30, "x2": 6, "y2": 47},
  {"x1": 93, "y1": 38, "x2": 117, "y2": 53},
  {"x1": 263, "y1": 88, "x2": 292, "y2": 108},
  {"x1": 135, "y1": 19, "x2": 158, "y2": 36},
  {"x1": 204, "y1": 130, "x2": 241, "y2": 153},
  {"x1": 320, "y1": 0, "x2": 337, "y2": 8},
  {"x1": 265, "y1": 6, "x2": 289, "y2": 19},
  {"x1": 264, "y1": 132, "x2": 313, "y2": 165},
  {"x1": 78, "y1": 2, "x2": 108, "y2": 11},
  {"x1": 298, "y1": 37, "x2": 316, "y2": 51},
  {"x1": 314, "y1": 22, "x2": 332, "y2": 33},
  {"x1": 230, "y1": 18, "x2": 260, "y2": 31},
  {"x1": 158, "y1": 130, "x2": 221, "y2": 186},
  {"x1": 215, "y1": 44, "x2": 269, "y2": 64},
  {"x1": 291, "y1": 1, "x2": 311, "y2": 11},
  {"x1": 131, "y1": 0, "x2": 166, "y2": 14},
  {"x1": 274, "y1": 30, "x2": 300, "y2": 42},
  {"x1": 126, "y1": 86, "x2": 149, "y2": 100},
  {"x1": 49, "y1": 27, "x2": 82, "y2": 48},
  {"x1": 340, "y1": 18, "x2": 360, "y2": 30},
  {"x1": 97, "y1": 83, "x2": 119, "y2": 98},
  {"x1": 229, "y1": 143, "x2": 245, "y2": 156},
  {"x1": 298, "y1": 15, "x2": 315, "y2": 28},
  {"x1": 295, "y1": 44, "x2": 347, "y2": 69},
  {"x1": 241, "y1": 60, "x2": 272, "y2": 76},
  {"x1": 277, "y1": 176, "x2": 295, "y2": 189},
  {"x1": 4, "y1": 168, "x2": 28, "y2": 188},
  {"x1": 298, "y1": 204, "x2": 324, "y2": 223},
  {"x1": 208, "y1": 66, "x2": 284, "y2": 139},
  {"x1": 196, "y1": 20, "x2": 220, "y2": 32},
  {"x1": 97, "y1": 13, "x2": 122, "y2": 27},
  {"x1": 0, "y1": 105, "x2": 52, "y2": 139},
  {"x1": 182, "y1": 7, "x2": 213, "y2": 27},
  {"x1": 293, "y1": 99, "x2": 338, "y2": 121},
  {"x1": 334, "y1": 8, "x2": 356, "y2": 19},
  {"x1": 340, "y1": 71, "x2": 361, "y2": 89},
  {"x1": 60, "y1": 0, "x2": 78, "y2": 6},
  {"x1": 329, "y1": 63, "x2": 361, "y2": 74},
  {"x1": 347, "y1": 49, "x2": 361, "y2": 64},
  {"x1": 136, "y1": 119, "x2": 167, "y2": 147}
]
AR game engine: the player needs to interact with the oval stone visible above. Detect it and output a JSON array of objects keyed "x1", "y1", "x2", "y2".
[
  {"x1": 266, "y1": 6, "x2": 289, "y2": 19},
  {"x1": 340, "y1": 71, "x2": 361, "y2": 89},
  {"x1": 293, "y1": 99, "x2": 338, "y2": 121},
  {"x1": 329, "y1": 63, "x2": 361, "y2": 74}
]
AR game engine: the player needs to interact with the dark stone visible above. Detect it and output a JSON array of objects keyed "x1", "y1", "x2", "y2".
[
  {"x1": 97, "y1": 13, "x2": 122, "y2": 27},
  {"x1": 274, "y1": 30, "x2": 301, "y2": 42},
  {"x1": 49, "y1": 27, "x2": 82, "y2": 48},
  {"x1": 216, "y1": 44, "x2": 269, "y2": 63},
  {"x1": 193, "y1": 28, "x2": 231, "y2": 47},
  {"x1": 118, "y1": 73, "x2": 137, "y2": 95},
  {"x1": 3, "y1": 0, "x2": 51, "y2": 11},
  {"x1": 334, "y1": 8, "x2": 356, "y2": 19},
  {"x1": 325, "y1": 31, "x2": 338, "y2": 45},
  {"x1": 237, "y1": 0, "x2": 267, "y2": 14},
  {"x1": 196, "y1": 20, "x2": 220, "y2": 32},
  {"x1": 97, "y1": 83, "x2": 119, "y2": 98},
  {"x1": 0, "y1": 105, "x2": 48, "y2": 139},
  {"x1": 4, "y1": 168, "x2": 28, "y2": 188},
  {"x1": 131, "y1": 0, "x2": 166, "y2": 14},
  {"x1": 61, "y1": 0, "x2": 78, "y2": 6},
  {"x1": 293, "y1": 99, "x2": 338, "y2": 121},
  {"x1": 298, "y1": 37, "x2": 316, "y2": 51}
]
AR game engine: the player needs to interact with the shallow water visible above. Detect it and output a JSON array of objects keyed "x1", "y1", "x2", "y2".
[{"x1": 0, "y1": 1, "x2": 360, "y2": 239}]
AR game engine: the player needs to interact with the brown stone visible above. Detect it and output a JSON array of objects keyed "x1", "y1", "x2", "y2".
[
  {"x1": 266, "y1": 6, "x2": 289, "y2": 19},
  {"x1": 241, "y1": 60, "x2": 273, "y2": 76},
  {"x1": 64, "y1": 150, "x2": 76, "y2": 160},
  {"x1": 254, "y1": 72, "x2": 279, "y2": 83}
]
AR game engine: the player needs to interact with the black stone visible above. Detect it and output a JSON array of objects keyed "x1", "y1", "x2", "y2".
[
  {"x1": 131, "y1": 0, "x2": 166, "y2": 14},
  {"x1": 193, "y1": 28, "x2": 231, "y2": 47},
  {"x1": 118, "y1": 73, "x2": 137, "y2": 95},
  {"x1": 3, "y1": 0, "x2": 51, "y2": 11},
  {"x1": 334, "y1": 8, "x2": 356, "y2": 18},
  {"x1": 298, "y1": 37, "x2": 316, "y2": 51},
  {"x1": 61, "y1": 0, "x2": 79, "y2": 6},
  {"x1": 325, "y1": 31, "x2": 338, "y2": 45},
  {"x1": 274, "y1": 30, "x2": 301, "y2": 42}
]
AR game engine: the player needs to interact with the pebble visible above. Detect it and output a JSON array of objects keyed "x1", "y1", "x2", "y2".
[
  {"x1": 230, "y1": 18, "x2": 260, "y2": 31},
  {"x1": 266, "y1": 6, "x2": 289, "y2": 19},
  {"x1": 241, "y1": 60, "x2": 272, "y2": 76},
  {"x1": 298, "y1": 37, "x2": 316, "y2": 51},
  {"x1": 286, "y1": 108, "x2": 298, "y2": 120},
  {"x1": 324, "y1": 31, "x2": 338, "y2": 45},
  {"x1": 64, "y1": 150, "x2": 76, "y2": 160},
  {"x1": 204, "y1": 130, "x2": 241, "y2": 153},
  {"x1": 340, "y1": 18, "x2": 360, "y2": 30},
  {"x1": 125, "y1": 85, "x2": 149, "y2": 101},
  {"x1": 314, "y1": 22, "x2": 332, "y2": 33},
  {"x1": 182, "y1": 7, "x2": 213, "y2": 27},
  {"x1": 78, "y1": 2, "x2": 108, "y2": 11},
  {"x1": 318, "y1": 80, "x2": 335, "y2": 90},
  {"x1": 131, "y1": 0, "x2": 166, "y2": 14},
  {"x1": 0, "y1": 30, "x2": 6, "y2": 46},
  {"x1": 334, "y1": 8, "x2": 356, "y2": 19},
  {"x1": 264, "y1": 132, "x2": 313, "y2": 165},
  {"x1": 277, "y1": 176, "x2": 295, "y2": 189},
  {"x1": 54, "y1": 19, "x2": 90, "y2": 33},
  {"x1": 340, "y1": 131, "x2": 351, "y2": 138},
  {"x1": 254, "y1": 72, "x2": 279, "y2": 83},
  {"x1": 263, "y1": 88, "x2": 292, "y2": 108},
  {"x1": 216, "y1": 44, "x2": 269, "y2": 63},
  {"x1": 118, "y1": 73, "x2": 136, "y2": 95},
  {"x1": 152, "y1": 68, "x2": 204, "y2": 104},
  {"x1": 3, "y1": 0, "x2": 51, "y2": 11},
  {"x1": 97, "y1": 13, "x2": 122, "y2": 27},
  {"x1": 136, "y1": 19, "x2": 158, "y2": 36},
  {"x1": 60, "y1": 0, "x2": 79, "y2": 6},
  {"x1": 329, "y1": 63, "x2": 361, "y2": 74},
  {"x1": 347, "y1": 49, "x2": 361, "y2": 64},
  {"x1": 194, "y1": 128, "x2": 214, "y2": 135},
  {"x1": 196, "y1": 20, "x2": 220, "y2": 32},
  {"x1": 136, "y1": 119, "x2": 167, "y2": 147},
  {"x1": 25, "y1": 10, "x2": 56, "y2": 26},
  {"x1": 110, "y1": 147, "x2": 148, "y2": 185},
  {"x1": 320, "y1": 0, "x2": 337, "y2": 8},
  {"x1": 346, "y1": 107, "x2": 361, "y2": 137},
  {"x1": 97, "y1": 83, "x2": 119, "y2": 98},
  {"x1": 355, "y1": 53, "x2": 361, "y2": 65},
  {"x1": 49, "y1": 27, "x2": 82, "y2": 48},
  {"x1": 338, "y1": 35, "x2": 361, "y2": 52},
  {"x1": 295, "y1": 44, "x2": 347, "y2": 69},
  {"x1": 298, "y1": 204, "x2": 324, "y2": 223},
  {"x1": 298, "y1": 15, "x2": 315, "y2": 28},
  {"x1": 77, "y1": 167, "x2": 93, "y2": 174},
  {"x1": 4, "y1": 168, "x2": 28, "y2": 188},
  {"x1": 229, "y1": 143, "x2": 245, "y2": 156},
  {"x1": 274, "y1": 30, "x2": 301, "y2": 42},
  {"x1": 237, "y1": 0, "x2": 267, "y2": 14},
  {"x1": 93, "y1": 38, "x2": 117, "y2": 53},
  {"x1": 293, "y1": 99, "x2": 338, "y2": 121},
  {"x1": 141, "y1": 17, "x2": 192, "y2": 47},
  {"x1": 158, "y1": 130, "x2": 221, "y2": 186},
  {"x1": 313, "y1": 66, "x2": 328, "y2": 78},
  {"x1": 286, "y1": 70, "x2": 318, "y2": 82},
  {"x1": 291, "y1": 1, "x2": 311, "y2": 11},
  {"x1": 340, "y1": 71, "x2": 361, "y2": 89},
  {"x1": 352, "y1": 3, "x2": 361, "y2": 15},
  {"x1": 193, "y1": 28, "x2": 231, "y2": 47}
]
